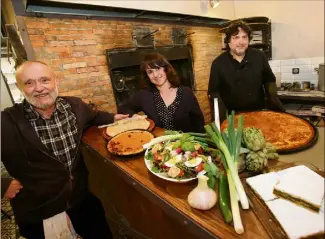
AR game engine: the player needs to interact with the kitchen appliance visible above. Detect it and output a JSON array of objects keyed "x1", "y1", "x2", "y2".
[
  {"x1": 293, "y1": 81, "x2": 301, "y2": 90},
  {"x1": 302, "y1": 81, "x2": 310, "y2": 90},
  {"x1": 318, "y1": 63, "x2": 324, "y2": 91},
  {"x1": 310, "y1": 84, "x2": 315, "y2": 90}
]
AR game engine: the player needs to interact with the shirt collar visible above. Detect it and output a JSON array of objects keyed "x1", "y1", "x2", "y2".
[
  {"x1": 24, "y1": 100, "x2": 40, "y2": 121},
  {"x1": 56, "y1": 98, "x2": 66, "y2": 114},
  {"x1": 23, "y1": 97, "x2": 66, "y2": 121},
  {"x1": 228, "y1": 47, "x2": 251, "y2": 63}
]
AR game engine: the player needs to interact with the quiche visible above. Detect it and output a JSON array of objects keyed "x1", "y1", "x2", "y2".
[
  {"x1": 107, "y1": 130, "x2": 154, "y2": 156},
  {"x1": 221, "y1": 111, "x2": 315, "y2": 152}
]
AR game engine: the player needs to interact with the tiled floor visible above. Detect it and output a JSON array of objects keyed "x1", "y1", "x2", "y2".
[{"x1": 1, "y1": 198, "x2": 21, "y2": 239}]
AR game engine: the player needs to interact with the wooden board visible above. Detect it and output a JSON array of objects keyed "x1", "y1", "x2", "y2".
[
  {"x1": 244, "y1": 164, "x2": 325, "y2": 239},
  {"x1": 101, "y1": 118, "x2": 155, "y2": 141},
  {"x1": 244, "y1": 182, "x2": 287, "y2": 239}
]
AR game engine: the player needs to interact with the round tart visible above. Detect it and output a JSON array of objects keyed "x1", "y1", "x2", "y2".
[
  {"x1": 221, "y1": 111, "x2": 316, "y2": 152},
  {"x1": 107, "y1": 130, "x2": 154, "y2": 156}
]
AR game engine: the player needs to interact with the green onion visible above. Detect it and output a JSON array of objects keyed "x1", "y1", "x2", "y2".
[
  {"x1": 204, "y1": 112, "x2": 249, "y2": 234},
  {"x1": 143, "y1": 134, "x2": 183, "y2": 149},
  {"x1": 227, "y1": 172, "x2": 244, "y2": 234},
  {"x1": 144, "y1": 132, "x2": 211, "y2": 150}
]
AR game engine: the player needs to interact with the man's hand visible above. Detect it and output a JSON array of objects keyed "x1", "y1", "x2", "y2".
[
  {"x1": 114, "y1": 114, "x2": 129, "y2": 122},
  {"x1": 4, "y1": 179, "x2": 23, "y2": 199}
]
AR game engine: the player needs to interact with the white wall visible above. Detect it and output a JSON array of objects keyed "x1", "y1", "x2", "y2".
[
  {"x1": 45, "y1": 0, "x2": 235, "y2": 20},
  {"x1": 1, "y1": 74, "x2": 14, "y2": 111},
  {"x1": 234, "y1": 1, "x2": 324, "y2": 60}
]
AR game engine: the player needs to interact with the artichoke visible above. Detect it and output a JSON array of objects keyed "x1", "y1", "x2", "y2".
[
  {"x1": 264, "y1": 142, "x2": 279, "y2": 160},
  {"x1": 267, "y1": 152, "x2": 279, "y2": 160},
  {"x1": 242, "y1": 127, "x2": 266, "y2": 151},
  {"x1": 245, "y1": 150, "x2": 268, "y2": 173},
  {"x1": 265, "y1": 142, "x2": 277, "y2": 153}
]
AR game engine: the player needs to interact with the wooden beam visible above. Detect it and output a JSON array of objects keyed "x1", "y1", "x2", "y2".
[
  {"x1": 16, "y1": 17, "x2": 36, "y2": 61},
  {"x1": 11, "y1": 0, "x2": 26, "y2": 16},
  {"x1": 5, "y1": 23, "x2": 28, "y2": 61}
]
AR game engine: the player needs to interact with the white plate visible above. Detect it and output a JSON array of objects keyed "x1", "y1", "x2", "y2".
[{"x1": 144, "y1": 148, "x2": 197, "y2": 183}]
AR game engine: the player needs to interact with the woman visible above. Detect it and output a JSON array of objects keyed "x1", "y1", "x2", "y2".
[{"x1": 118, "y1": 53, "x2": 205, "y2": 133}]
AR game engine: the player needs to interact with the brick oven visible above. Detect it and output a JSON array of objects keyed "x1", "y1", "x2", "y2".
[{"x1": 22, "y1": 14, "x2": 223, "y2": 123}]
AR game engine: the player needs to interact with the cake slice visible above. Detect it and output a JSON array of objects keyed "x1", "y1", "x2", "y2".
[
  {"x1": 246, "y1": 172, "x2": 280, "y2": 202},
  {"x1": 273, "y1": 165, "x2": 324, "y2": 211},
  {"x1": 266, "y1": 198, "x2": 324, "y2": 239}
]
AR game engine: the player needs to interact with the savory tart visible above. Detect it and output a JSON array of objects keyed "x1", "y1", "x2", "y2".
[
  {"x1": 266, "y1": 198, "x2": 324, "y2": 239},
  {"x1": 246, "y1": 166, "x2": 325, "y2": 239},
  {"x1": 107, "y1": 130, "x2": 154, "y2": 156},
  {"x1": 221, "y1": 111, "x2": 315, "y2": 152},
  {"x1": 273, "y1": 165, "x2": 324, "y2": 212},
  {"x1": 106, "y1": 114, "x2": 150, "y2": 137}
]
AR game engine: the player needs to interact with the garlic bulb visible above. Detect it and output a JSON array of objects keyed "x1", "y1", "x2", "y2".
[{"x1": 187, "y1": 175, "x2": 217, "y2": 210}]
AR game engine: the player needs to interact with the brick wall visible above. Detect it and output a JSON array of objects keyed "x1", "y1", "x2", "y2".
[{"x1": 24, "y1": 17, "x2": 223, "y2": 123}]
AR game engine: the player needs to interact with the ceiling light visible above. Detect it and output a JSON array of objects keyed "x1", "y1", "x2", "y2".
[{"x1": 210, "y1": 0, "x2": 220, "y2": 8}]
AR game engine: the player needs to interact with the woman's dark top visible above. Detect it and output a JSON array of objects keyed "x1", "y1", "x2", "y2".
[
  {"x1": 118, "y1": 85, "x2": 205, "y2": 133},
  {"x1": 153, "y1": 87, "x2": 182, "y2": 130}
]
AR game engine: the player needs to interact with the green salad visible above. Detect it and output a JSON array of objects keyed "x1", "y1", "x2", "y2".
[{"x1": 145, "y1": 134, "x2": 219, "y2": 181}]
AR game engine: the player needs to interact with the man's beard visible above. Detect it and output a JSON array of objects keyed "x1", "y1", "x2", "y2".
[
  {"x1": 233, "y1": 48, "x2": 246, "y2": 57},
  {"x1": 23, "y1": 87, "x2": 59, "y2": 110}
]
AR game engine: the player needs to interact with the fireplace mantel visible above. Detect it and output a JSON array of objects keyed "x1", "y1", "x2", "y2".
[{"x1": 18, "y1": 0, "x2": 229, "y2": 26}]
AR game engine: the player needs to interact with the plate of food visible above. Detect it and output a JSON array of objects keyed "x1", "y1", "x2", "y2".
[
  {"x1": 107, "y1": 130, "x2": 154, "y2": 156},
  {"x1": 102, "y1": 114, "x2": 155, "y2": 140},
  {"x1": 144, "y1": 135, "x2": 216, "y2": 183}
]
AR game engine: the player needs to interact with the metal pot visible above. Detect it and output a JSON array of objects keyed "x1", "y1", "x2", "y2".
[{"x1": 318, "y1": 63, "x2": 324, "y2": 91}]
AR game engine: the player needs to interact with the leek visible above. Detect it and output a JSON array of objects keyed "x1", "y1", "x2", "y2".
[
  {"x1": 205, "y1": 124, "x2": 249, "y2": 210},
  {"x1": 219, "y1": 149, "x2": 243, "y2": 233},
  {"x1": 227, "y1": 172, "x2": 244, "y2": 234}
]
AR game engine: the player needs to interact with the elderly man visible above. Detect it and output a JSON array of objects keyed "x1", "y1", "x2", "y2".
[
  {"x1": 1, "y1": 61, "x2": 128, "y2": 238},
  {"x1": 208, "y1": 20, "x2": 285, "y2": 121}
]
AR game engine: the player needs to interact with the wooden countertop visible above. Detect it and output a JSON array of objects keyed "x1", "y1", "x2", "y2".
[
  {"x1": 81, "y1": 126, "x2": 297, "y2": 239},
  {"x1": 278, "y1": 90, "x2": 325, "y2": 102},
  {"x1": 279, "y1": 127, "x2": 324, "y2": 171}
]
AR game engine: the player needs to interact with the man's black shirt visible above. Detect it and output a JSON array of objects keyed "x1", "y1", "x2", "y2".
[{"x1": 208, "y1": 47, "x2": 277, "y2": 120}]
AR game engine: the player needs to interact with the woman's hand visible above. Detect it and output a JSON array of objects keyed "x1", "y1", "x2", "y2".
[
  {"x1": 4, "y1": 179, "x2": 23, "y2": 199},
  {"x1": 114, "y1": 114, "x2": 129, "y2": 122}
]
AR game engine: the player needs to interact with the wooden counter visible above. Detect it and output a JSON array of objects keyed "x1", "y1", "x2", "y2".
[{"x1": 81, "y1": 127, "x2": 291, "y2": 239}]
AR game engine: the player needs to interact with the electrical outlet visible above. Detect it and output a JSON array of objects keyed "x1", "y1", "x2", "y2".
[{"x1": 292, "y1": 68, "x2": 300, "y2": 74}]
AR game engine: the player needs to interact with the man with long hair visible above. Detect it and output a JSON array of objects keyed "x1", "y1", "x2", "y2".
[{"x1": 208, "y1": 20, "x2": 285, "y2": 121}]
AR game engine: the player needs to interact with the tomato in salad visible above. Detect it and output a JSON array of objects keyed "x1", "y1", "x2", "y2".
[{"x1": 194, "y1": 163, "x2": 204, "y2": 173}]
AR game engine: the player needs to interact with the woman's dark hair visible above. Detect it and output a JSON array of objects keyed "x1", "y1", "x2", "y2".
[
  {"x1": 224, "y1": 20, "x2": 252, "y2": 50},
  {"x1": 140, "y1": 53, "x2": 180, "y2": 88}
]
